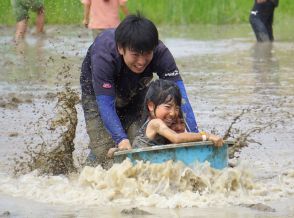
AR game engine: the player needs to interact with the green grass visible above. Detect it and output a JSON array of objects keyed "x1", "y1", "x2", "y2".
[{"x1": 1, "y1": 0, "x2": 294, "y2": 25}]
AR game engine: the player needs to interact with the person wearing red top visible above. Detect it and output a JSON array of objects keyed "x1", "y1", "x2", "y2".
[{"x1": 81, "y1": 0, "x2": 129, "y2": 39}]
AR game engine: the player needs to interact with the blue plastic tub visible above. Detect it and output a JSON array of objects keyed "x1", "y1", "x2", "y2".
[{"x1": 114, "y1": 140, "x2": 233, "y2": 169}]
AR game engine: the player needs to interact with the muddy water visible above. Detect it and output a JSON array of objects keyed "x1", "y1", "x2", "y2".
[{"x1": 0, "y1": 25, "x2": 293, "y2": 217}]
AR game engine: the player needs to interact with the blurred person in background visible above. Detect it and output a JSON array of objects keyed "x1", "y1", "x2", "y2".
[
  {"x1": 11, "y1": 0, "x2": 45, "y2": 42},
  {"x1": 249, "y1": 0, "x2": 279, "y2": 42},
  {"x1": 81, "y1": 0, "x2": 129, "y2": 39}
]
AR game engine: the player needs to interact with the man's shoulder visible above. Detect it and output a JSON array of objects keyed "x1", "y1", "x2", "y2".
[
  {"x1": 91, "y1": 29, "x2": 120, "y2": 60},
  {"x1": 151, "y1": 40, "x2": 178, "y2": 73},
  {"x1": 93, "y1": 29, "x2": 117, "y2": 49},
  {"x1": 154, "y1": 40, "x2": 167, "y2": 52},
  {"x1": 153, "y1": 40, "x2": 173, "y2": 59},
  {"x1": 98, "y1": 28, "x2": 115, "y2": 38}
]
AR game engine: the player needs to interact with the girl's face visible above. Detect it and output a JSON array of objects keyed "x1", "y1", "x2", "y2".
[{"x1": 148, "y1": 100, "x2": 180, "y2": 127}]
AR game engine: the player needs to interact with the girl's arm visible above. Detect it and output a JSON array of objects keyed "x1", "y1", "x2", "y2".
[{"x1": 147, "y1": 119, "x2": 223, "y2": 147}]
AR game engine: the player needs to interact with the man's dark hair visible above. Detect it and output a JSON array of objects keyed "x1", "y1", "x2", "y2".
[{"x1": 115, "y1": 13, "x2": 159, "y2": 53}]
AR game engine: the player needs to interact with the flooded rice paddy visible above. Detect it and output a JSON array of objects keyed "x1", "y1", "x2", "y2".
[{"x1": 0, "y1": 25, "x2": 293, "y2": 217}]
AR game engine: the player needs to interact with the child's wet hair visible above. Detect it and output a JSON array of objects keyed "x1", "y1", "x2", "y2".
[{"x1": 143, "y1": 79, "x2": 182, "y2": 119}]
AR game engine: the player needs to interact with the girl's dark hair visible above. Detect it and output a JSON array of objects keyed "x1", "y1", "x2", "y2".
[
  {"x1": 115, "y1": 13, "x2": 159, "y2": 53},
  {"x1": 142, "y1": 79, "x2": 182, "y2": 121}
]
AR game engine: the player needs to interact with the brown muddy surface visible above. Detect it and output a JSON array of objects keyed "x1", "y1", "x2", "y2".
[{"x1": 0, "y1": 25, "x2": 293, "y2": 217}]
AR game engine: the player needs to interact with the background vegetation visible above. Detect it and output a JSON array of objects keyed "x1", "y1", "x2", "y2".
[{"x1": 0, "y1": 0, "x2": 293, "y2": 25}]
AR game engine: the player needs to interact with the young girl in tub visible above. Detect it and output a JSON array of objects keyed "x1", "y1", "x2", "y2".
[{"x1": 132, "y1": 79, "x2": 224, "y2": 148}]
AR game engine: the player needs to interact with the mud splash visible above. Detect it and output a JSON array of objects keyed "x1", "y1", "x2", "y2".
[
  {"x1": 223, "y1": 97, "x2": 293, "y2": 158},
  {"x1": 78, "y1": 159, "x2": 254, "y2": 203},
  {"x1": 2, "y1": 158, "x2": 293, "y2": 209},
  {"x1": 12, "y1": 87, "x2": 80, "y2": 175}
]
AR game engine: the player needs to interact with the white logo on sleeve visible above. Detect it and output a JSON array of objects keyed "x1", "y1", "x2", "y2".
[{"x1": 164, "y1": 70, "x2": 179, "y2": 77}]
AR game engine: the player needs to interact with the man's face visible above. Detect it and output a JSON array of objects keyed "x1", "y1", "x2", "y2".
[{"x1": 118, "y1": 47, "x2": 153, "y2": 74}]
